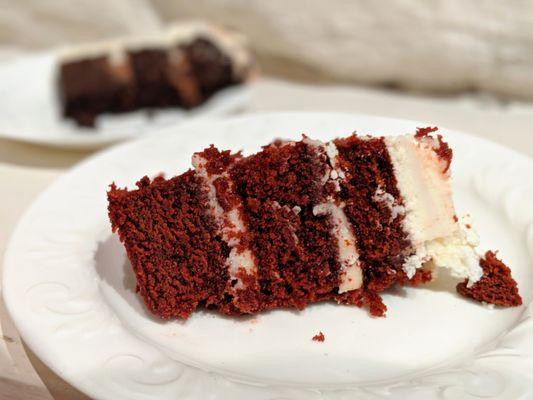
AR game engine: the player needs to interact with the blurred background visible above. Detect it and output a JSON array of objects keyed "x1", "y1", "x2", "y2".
[
  {"x1": 0, "y1": 0, "x2": 532, "y2": 165},
  {"x1": 0, "y1": 1, "x2": 532, "y2": 399},
  {"x1": 2, "y1": 0, "x2": 533, "y2": 99}
]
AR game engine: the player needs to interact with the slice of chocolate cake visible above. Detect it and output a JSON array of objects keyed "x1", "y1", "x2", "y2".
[
  {"x1": 108, "y1": 128, "x2": 522, "y2": 319},
  {"x1": 58, "y1": 22, "x2": 254, "y2": 128}
]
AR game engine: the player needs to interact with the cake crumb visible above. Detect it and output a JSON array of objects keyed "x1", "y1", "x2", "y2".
[{"x1": 312, "y1": 332, "x2": 325, "y2": 342}]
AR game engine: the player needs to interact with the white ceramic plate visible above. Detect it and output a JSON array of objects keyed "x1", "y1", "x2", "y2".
[
  {"x1": 0, "y1": 52, "x2": 250, "y2": 149},
  {"x1": 3, "y1": 113, "x2": 533, "y2": 400}
]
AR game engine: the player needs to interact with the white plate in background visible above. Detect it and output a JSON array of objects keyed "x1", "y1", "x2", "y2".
[
  {"x1": 3, "y1": 113, "x2": 532, "y2": 400},
  {"x1": 0, "y1": 52, "x2": 251, "y2": 149}
]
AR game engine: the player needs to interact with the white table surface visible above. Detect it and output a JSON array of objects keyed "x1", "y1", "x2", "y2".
[{"x1": 1, "y1": 77, "x2": 532, "y2": 400}]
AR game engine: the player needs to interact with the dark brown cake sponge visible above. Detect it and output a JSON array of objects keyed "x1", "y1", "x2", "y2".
[
  {"x1": 107, "y1": 173, "x2": 230, "y2": 319},
  {"x1": 457, "y1": 251, "x2": 522, "y2": 307}
]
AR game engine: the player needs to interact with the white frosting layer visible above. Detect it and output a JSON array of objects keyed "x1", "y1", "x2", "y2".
[
  {"x1": 59, "y1": 21, "x2": 253, "y2": 79},
  {"x1": 385, "y1": 135, "x2": 456, "y2": 244},
  {"x1": 385, "y1": 135, "x2": 483, "y2": 285},
  {"x1": 402, "y1": 215, "x2": 482, "y2": 287},
  {"x1": 192, "y1": 154, "x2": 256, "y2": 289}
]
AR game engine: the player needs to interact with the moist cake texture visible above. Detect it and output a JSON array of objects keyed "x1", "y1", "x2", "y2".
[
  {"x1": 108, "y1": 128, "x2": 522, "y2": 319},
  {"x1": 58, "y1": 22, "x2": 254, "y2": 127},
  {"x1": 108, "y1": 172, "x2": 230, "y2": 318}
]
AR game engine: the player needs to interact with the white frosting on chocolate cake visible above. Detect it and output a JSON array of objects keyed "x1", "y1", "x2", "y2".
[
  {"x1": 192, "y1": 154, "x2": 256, "y2": 289},
  {"x1": 313, "y1": 202, "x2": 363, "y2": 293},
  {"x1": 306, "y1": 138, "x2": 364, "y2": 293},
  {"x1": 385, "y1": 135, "x2": 483, "y2": 285}
]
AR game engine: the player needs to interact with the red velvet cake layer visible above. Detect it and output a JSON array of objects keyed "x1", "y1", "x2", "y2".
[
  {"x1": 108, "y1": 172, "x2": 229, "y2": 319},
  {"x1": 229, "y1": 140, "x2": 341, "y2": 312},
  {"x1": 191, "y1": 146, "x2": 260, "y2": 315}
]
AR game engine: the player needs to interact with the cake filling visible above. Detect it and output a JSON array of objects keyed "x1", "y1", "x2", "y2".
[
  {"x1": 307, "y1": 139, "x2": 363, "y2": 293},
  {"x1": 313, "y1": 202, "x2": 363, "y2": 293},
  {"x1": 385, "y1": 132, "x2": 483, "y2": 285},
  {"x1": 406, "y1": 215, "x2": 483, "y2": 286},
  {"x1": 192, "y1": 152, "x2": 257, "y2": 289}
]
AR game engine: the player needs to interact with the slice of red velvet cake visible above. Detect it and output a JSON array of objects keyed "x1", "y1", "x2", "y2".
[{"x1": 107, "y1": 128, "x2": 522, "y2": 319}]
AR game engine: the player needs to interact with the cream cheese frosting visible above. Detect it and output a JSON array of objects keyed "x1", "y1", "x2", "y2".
[
  {"x1": 313, "y1": 202, "x2": 363, "y2": 293},
  {"x1": 385, "y1": 134, "x2": 483, "y2": 285}
]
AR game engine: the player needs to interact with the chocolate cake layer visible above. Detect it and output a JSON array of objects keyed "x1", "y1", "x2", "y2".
[
  {"x1": 182, "y1": 38, "x2": 236, "y2": 99},
  {"x1": 108, "y1": 172, "x2": 229, "y2": 319},
  {"x1": 229, "y1": 140, "x2": 341, "y2": 312},
  {"x1": 128, "y1": 49, "x2": 180, "y2": 108},
  {"x1": 457, "y1": 251, "x2": 522, "y2": 306},
  {"x1": 59, "y1": 56, "x2": 135, "y2": 127}
]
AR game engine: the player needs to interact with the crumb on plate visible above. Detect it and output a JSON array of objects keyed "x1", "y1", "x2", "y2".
[{"x1": 312, "y1": 331, "x2": 325, "y2": 342}]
